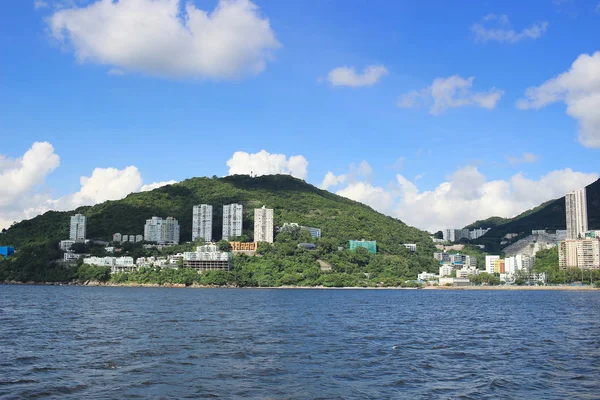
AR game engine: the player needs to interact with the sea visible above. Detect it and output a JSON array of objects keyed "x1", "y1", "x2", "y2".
[{"x1": 1, "y1": 285, "x2": 599, "y2": 399}]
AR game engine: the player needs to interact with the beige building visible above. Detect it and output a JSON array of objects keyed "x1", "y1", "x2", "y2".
[
  {"x1": 559, "y1": 239, "x2": 600, "y2": 269},
  {"x1": 254, "y1": 206, "x2": 274, "y2": 243}
]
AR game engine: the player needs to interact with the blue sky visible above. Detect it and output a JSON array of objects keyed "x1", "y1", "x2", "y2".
[{"x1": 1, "y1": 0, "x2": 599, "y2": 231}]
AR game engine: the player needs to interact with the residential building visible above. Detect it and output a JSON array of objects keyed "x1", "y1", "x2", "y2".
[
  {"x1": 559, "y1": 239, "x2": 600, "y2": 270},
  {"x1": 59, "y1": 240, "x2": 76, "y2": 251},
  {"x1": 349, "y1": 240, "x2": 377, "y2": 254},
  {"x1": 254, "y1": 206, "x2": 274, "y2": 243},
  {"x1": 69, "y1": 214, "x2": 86, "y2": 241},
  {"x1": 504, "y1": 254, "x2": 534, "y2": 274},
  {"x1": 566, "y1": 188, "x2": 588, "y2": 239},
  {"x1": 403, "y1": 244, "x2": 417, "y2": 252},
  {"x1": 83, "y1": 256, "x2": 136, "y2": 273},
  {"x1": 303, "y1": 226, "x2": 322, "y2": 239},
  {"x1": 493, "y1": 259, "x2": 505, "y2": 274},
  {"x1": 122, "y1": 235, "x2": 129, "y2": 243},
  {"x1": 434, "y1": 252, "x2": 450, "y2": 262},
  {"x1": 439, "y1": 277, "x2": 470, "y2": 286},
  {"x1": 135, "y1": 234, "x2": 143, "y2": 242},
  {"x1": 585, "y1": 230, "x2": 600, "y2": 239},
  {"x1": 443, "y1": 228, "x2": 488, "y2": 242},
  {"x1": 230, "y1": 242, "x2": 258, "y2": 251},
  {"x1": 128, "y1": 235, "x2": 135, "y2": 243},
  {"x1": 192, "y1": 204, "x2": 213, "y2": 242},
  {"x1": 439, "y1": 264, "x2": 453, "y2": 277},
  {"x1": 63, "y1": 252, "x2": 81, "y2": 262},
  {"x1": 183, "y1": 244, "x2": 231, "y2": 271},
  {"x1": 485, "y1": 255, "x2": 500, "y2": 274},
  {"x1": 0, "y1": 246, "x2": 15, "y2": 258},
  {"x1": 456, "y1": 267, "x2": 480, "y2": 279},
  {"x1": 144, "y1": 217, "x2": 180, "y2": 245},
  {"x1": 113, "y1": 233, "x2": 122, "y2": 242},
  {"x1": 222, "y1": 203, "x2": 243, "y2": 240},
  {"x1": 417, "y1": 272, "x2": 438, "y2": 281}
]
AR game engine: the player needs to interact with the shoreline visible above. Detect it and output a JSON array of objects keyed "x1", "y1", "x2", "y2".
[{"x1": 2, "y1": 281, "x2": 598, "y2": 290}]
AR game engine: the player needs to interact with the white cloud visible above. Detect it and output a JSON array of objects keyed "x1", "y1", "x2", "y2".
[
  {"x1": 517, "y1": 51, "x2": 600, "y2": 148},
  {"x1": 507, "y1": 152, "x2": 538, "y2": 166},
  {"x1": 337, "y1": 182, "x2": 396, "y2": 214},
  {"x1": 397, "y1": 75, "x2": 504, "y2": 115},
  {"x1": 0, "y1": 143, "x2": 180, "y2": 230},
  {"x1": 48, "y1": 0, "x2": 280, "y2": 79},
  {"x1": 226, "y1": 150, "x2": 308, "y2": 180},
  {"x1": 34, "y1": 0, "x2": 49, "y2": 9},
  {"x1": 327, "y1": 65, "x2": 388, "y2": 87},
  {"x1": 140, "y1": 180, "x2": 177, "y2": 192},
  {"x1": 334, "y1": 165, "x2": 597, "y2": 232},
  {"x1": 471, "y1": 14, "x2": 548, "y2": 43},
  {"x1": 0, "y1": 142, "x2": 60, "y2": 209},
  {"x1": 320, "y1": 172, "x2": 346, "y2": 190}
]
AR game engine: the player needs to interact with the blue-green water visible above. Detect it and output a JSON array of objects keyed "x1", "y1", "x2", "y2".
[{"x1": 1, "y1": 286, "x2": 599, "y2": 399}]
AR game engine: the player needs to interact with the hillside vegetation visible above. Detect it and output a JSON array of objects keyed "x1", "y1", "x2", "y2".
[{"x1": 0, "y1": 174, "x2": 439, "y2": 286}]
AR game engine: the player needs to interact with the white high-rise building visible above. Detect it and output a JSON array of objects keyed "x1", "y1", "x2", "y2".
[
  {"x1": 485, "y1": 255, "x2": 500, "y2": 274},
  {"x1": 254, "y1": 206, "x2": 274, "y2": 243},
  {"x1": 144, "y1": 216, "x2": 180, "y2": 245},
  {"x1": 192, "y1": 204, "x2": 213, "y2": 242},
  {"x1": 222, "y1": 204, "x2": 243, "y2": 240},
  {"x1": 70, "y1": 214, "x2": 86, "y2": 241},
  {"x1": 566, "y1": 188, "x2": 588, "y2": 240}
]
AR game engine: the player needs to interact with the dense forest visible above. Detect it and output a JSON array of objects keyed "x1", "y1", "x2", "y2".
[{"x1": 0, "y1": 174, "x2": 440, "y2": 286}]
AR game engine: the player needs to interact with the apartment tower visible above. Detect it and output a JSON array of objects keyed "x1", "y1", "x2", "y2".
[
  {"x1": 566, "y1": 188, "x2": 588, "y2": 239},
  {"x1": 192, "y1": 204, "x2": 213, "y2": 242},
  {"x1": 222, "y1": 204, "x2": 243, "y2": 240}
]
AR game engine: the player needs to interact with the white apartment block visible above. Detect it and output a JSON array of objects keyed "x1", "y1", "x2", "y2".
[
  {"x1": 144, "y1": 217, "x2": 180, "y2": 245},
  {"x1": 566, "y1": 188, "x2": 588, "y2": 239},
  {"x1": 59, "y1": 240, "x2": 76, "y2": 251},
  {"x1": 70, "y1": 214, "x2": 86, "y2": 241},
  {"x1": 559, "y1": 239, "x2": 600, "y2": 270},
  {"x1": 443, "y1": 228, "x2": 489, "y2": 242},
  {"x1": 403, "y1": 244, "x2": 417, "y2": 252},
  {"x1": 485, "y1": 255, "x2": 500, "y2": 274},
  {"x1": 112, "y1": 233, "x2": 122, "y2": 242},
  {"x1": 417, "y1": 272, "x2": 438, "y2": 281},
  {"x1": 183, "y1": 244, "x2": 231, "y2": 271},
  {"x1": 439, "y1": 264, "x2": 454, "y2": 277},
  {"x1": 254, "y1": 206, "x2": 274, "y2": 243},
  {"x1": 222, "y1": 204, "x2": 243, "y2": 240},
  {"x1": 192, "y1": 204, "x2": 213, "y2": 242}
]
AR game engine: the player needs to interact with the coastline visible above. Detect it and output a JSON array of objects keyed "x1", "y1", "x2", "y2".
[{"x1": 1, "y1": 281, "x2": 598, "y2": 290}]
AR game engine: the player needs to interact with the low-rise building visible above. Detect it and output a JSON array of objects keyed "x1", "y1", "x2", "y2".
[
  {"x1": 59, "y1": 240, "x2": 76, "y2": 251},
  {"x1": 349, "y1": 240, "x2": 377, "y2": 254},
  {"x1": 183, "y1": 244, "x2": 231, "y2": 271},
  {"x1": 439, "y1": 277, "x2": 470, "y2": 286},
  {"x1": 439, "y1": 264, "x2": 453, "y2": 277},
  {"x1": 456, "y1": 267, "x2": 480, "y2": 279},
  {"x1": 63, "y1": 252, "x2": 81, "y2": 261},
  {"x1": 417, "y1": 271, "x2": 438, "y2": 281},
  {"x1": 230, "y1": 241, "x2": 258, "y2": 251},
  {"x1": 403, "y1": 244, "x2": 417, "y2": 252}
]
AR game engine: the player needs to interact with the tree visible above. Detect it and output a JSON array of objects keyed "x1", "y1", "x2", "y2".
[
  {"x1": 217, "y1": 240, "x2": 231, "y2": 252},
  {"x1": 70, "y1": 242, "x2": 89, "y2": 254}
]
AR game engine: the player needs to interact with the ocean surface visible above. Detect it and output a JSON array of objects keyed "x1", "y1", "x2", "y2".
[{"x1": 1, "y1": 286, "x2": 599, "y2": 399}]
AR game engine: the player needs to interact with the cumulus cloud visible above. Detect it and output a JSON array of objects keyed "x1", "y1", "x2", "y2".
[
  {"x1": 320, "y1": 172, "x2": 346, "y2": 190},
  {"x1": 334, "y1": 165, "x2": 597, "y2": 232},
  {"x1": 48, "y1": 0, "x2": 280, "y2": 79},
  {"x1": 0, "y1": 143, "x2": 179, "y2": 230},
  {"x1": 471, "y1": 14, "x2": 548, "y2": 43},
  {"x1": 226, "y1": 150, "x2": 308, "y2": 180},
  {"x1": 140, "y1": 180, "x2": 177, "y2": 192},
  {"x1": 0, "y1": 142, "x2": 60, "y2": 209},
  {"x1": 507, "y1": 152, "x2": 538, "y2": 166},
  {"x1": 397, "y1": 75, "x2": 503, "y2": 115},
  {"x1": 327, "y1": 65, "x2": 388, "y2": 87},
  {"x1": 517, "y1": 51, "x2": 600, "y2": 148}
]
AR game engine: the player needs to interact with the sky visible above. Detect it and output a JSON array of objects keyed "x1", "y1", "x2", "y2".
[{"x1": 1, "y1": 0, "x2": 599, "y2": 232}]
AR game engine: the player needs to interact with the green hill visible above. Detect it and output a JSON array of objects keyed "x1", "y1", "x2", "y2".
[
  {"x1": 472, "y1": 178, "x2": 600, "y2": 252},
  {"x1": 0, "y1": 174, "x2": 439, "y2": 286}
]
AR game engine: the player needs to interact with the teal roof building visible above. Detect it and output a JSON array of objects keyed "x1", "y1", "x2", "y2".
[{"x1": 349, "y1": 240, "x2": 377, "y2": 254}]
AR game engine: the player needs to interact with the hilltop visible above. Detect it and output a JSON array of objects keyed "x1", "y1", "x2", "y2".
[
  {"x1": 468, "y1": 179, "x2": 600, "y2": 252},
  {"x1": 0, "y1": 174, "x2": 439, "y2": 286}
]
